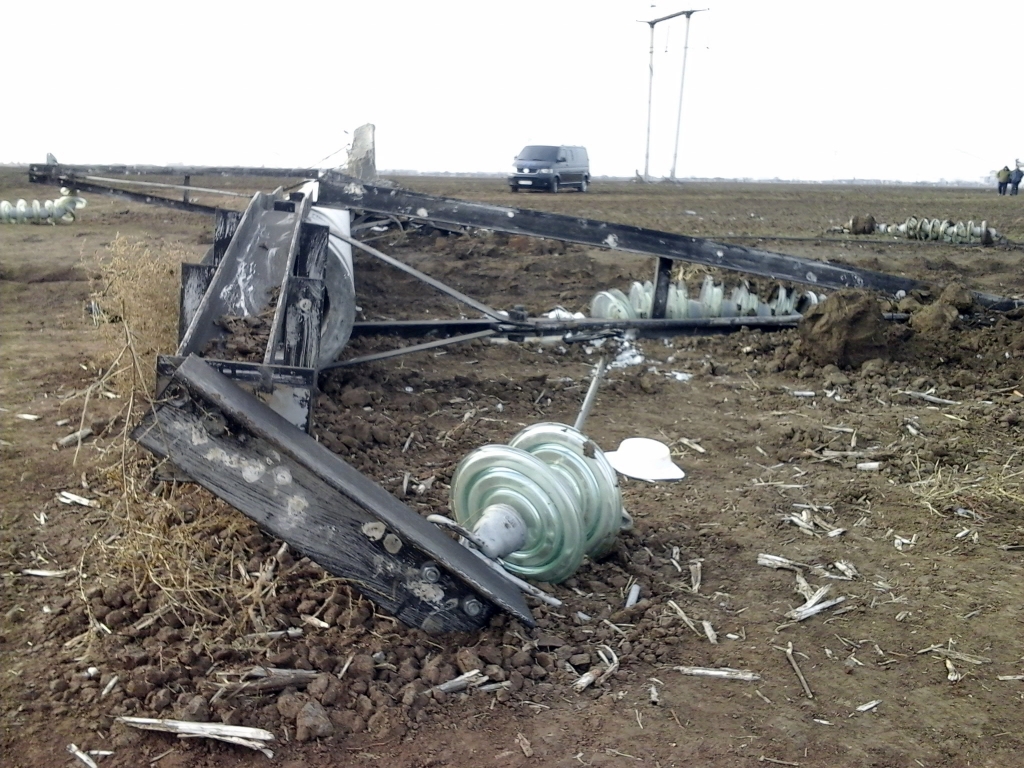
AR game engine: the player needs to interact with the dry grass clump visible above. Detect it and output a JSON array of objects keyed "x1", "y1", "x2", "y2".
[
  {"x1": 97, "y1": 463, "x2": 258, "y2": 634},
  {"x1": 89, "y1": 234, "x2": 184, "y2": 398},
  {"x1": 78, "y1": 235, "x2": 273, "y2": 642},
  {"x1": 908, "y1": 452, "x2": 1024, "y2": 520}
]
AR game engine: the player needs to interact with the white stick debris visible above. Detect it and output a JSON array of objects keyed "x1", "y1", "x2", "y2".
[
  {"x1": 241, "y1": 628, "x2": 303, "y2": 641},
  {"x1": 116, "y1": 717, "x2": 275, "y2": 758},
  {"x1": 679, "y1": 437, "x2": 706, "y2": 454},
  {"x1": 67, "y1": 744, "x2": 99, "y2": 768},
  {"x1": 916, "y1": 645, "x2": 991, "y2": 665},
  {"x1": 759, "y1": 553, "x2": 855, "y2": 580},
  {"x1": 434, "y1": 670, "x2": 485, "y2": 694},
  {"x1": 58, "y1": 491, "x2": 99, "y2": 507},
  {"x1": 897, "y1": 390, "x2": 962, "y2": 406},
  {"x1": 855, "y1": 700, "x2": 881, "y2": 712},
  {"x1": 573, "y1": 645, "x2": 619, "y2": 692},
  {"x1": 666, "y1": 600, "x2": 704, "y2": 637},
  {"x1": 702, "y1": 620, "x2": 719, "y2": 644},
  {"x1": 689, "y1": 559, "x2": 703, "y2": 593},
  {"x1": 674, "y1": 666, "x2": 760, "y2": 681},
  {"x1": 786, "y1": 598, "x2": 843, "y2": 622},
  {"x1": 757, "y1": 554, "x2": 803, "y2": 572},
  {"x1": 625, "y1": 583, "x2": 641, "y2": 608},
  {"x1": 54, "y1": 428, "x2": 93, "y2": 449},
  {"x1": 945, "y1": 658, "x2": 963, "y2": 682},
  {"x1": 101, "y1": 675, "x2": 119, "y2": 698},
  {"x1": 893, "y1": 533, "x2": 918, "y2": 551},
  {"x1": 21, "y1": 569, "x2": 73, "y2": 578},
  {"x1": 834, "y1": 560, "x2": 859, "y2": 579}
]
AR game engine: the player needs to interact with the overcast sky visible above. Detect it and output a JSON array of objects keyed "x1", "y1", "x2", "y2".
[{"x1": 4, "y1": 1, "x2": 1021, "y2": 182}]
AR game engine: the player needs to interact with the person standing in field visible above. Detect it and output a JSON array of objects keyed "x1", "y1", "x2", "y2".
[
  {"x1": 997, "y1": 166, "x2": 1012, "y2": 195},
  {"x1": 1010, "y1": 166, "x2": 1024, "y2": 196}
]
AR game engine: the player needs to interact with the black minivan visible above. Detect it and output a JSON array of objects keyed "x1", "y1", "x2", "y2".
[{"x1": 509, "y1": 145, "x2": 590, "y2": 193}]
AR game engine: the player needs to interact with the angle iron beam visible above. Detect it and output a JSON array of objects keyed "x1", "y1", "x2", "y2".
[
  {"x1": 179, "y1": 264, "x2": 216, "y2": 344},
  {"x1": 321, "y1": 330, "x2": 497, "y2": 371},
  {"x1": 337, "y1": 232, "x2": 513, "y2": 323},
  {"x1": 263, "y1": 194, "x2": 314, "y2": 366},
  {"x1": 317, "y1": 176, "x2": 1023, "y2": 311},
  {"x1": 210, "y1": 210, "x2": 243, "y2": 265},
  {"x1": 177, "y1": 192, "x2": 297, "y2": 357},
  {"x1": 29, "y1": 176, "x2": 221, "y2": 215},
  {"x1": 296, "y1": 223, "x2": 330, "y2": 281},
  {"x1": 29, "y1": 163, "x2": 317, "y2": 179},
  {"x1": 651, "y1": 257, "x2": 673, "y2": 319},
  {"x1": 351, "y1": 320, "x2": 501, "y2": 338},
  {"x1": 282, "y1": 277, "x2": 325, "y2": 368},
  {"x1": 349, "y1": 316, "x2": 802, "y2": 339},
  {"x1": 134, "y1": 356, "x2": 534, "y2": 631}
]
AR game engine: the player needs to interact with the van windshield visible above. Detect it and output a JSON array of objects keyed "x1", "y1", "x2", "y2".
[{"x1": 517, "y1": 146, "x2": 559, "y2": 162}]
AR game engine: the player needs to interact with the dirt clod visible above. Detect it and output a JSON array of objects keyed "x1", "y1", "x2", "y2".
[
  {"x1": 799, "y1": 289, "x2": 889, "y2": 367},
  {"x1": 295, "y1": 700, "x2": 334, "y2": 742}
]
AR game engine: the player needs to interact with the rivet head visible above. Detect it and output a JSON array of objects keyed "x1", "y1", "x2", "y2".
[
  {"x1": 383, "y1": 533, "x2": 403, "y2": 554},
  {"x1": 420, "y1": 563, "x2": 441, "y2": 583},
  {"x1": 361, "y1": 521, "x2": 385, "y2": 541}
]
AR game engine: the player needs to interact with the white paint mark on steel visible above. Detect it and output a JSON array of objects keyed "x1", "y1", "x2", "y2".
[
  {"x1": 603, "y1": 234, "x2": 619, "y2": 248},
  {"x1": 408, "y1": 581, "x2": 445, "y2": 604},
  {"x1": 286, "y1": 495, "x2": 309, "y2": 515},
  {"x1": 241, "y1": 463, "x2": 266, "y2": 483},
  {"x1": 416, "y1": 208, "x2": 429, "y2": 218},
  {"x1": 203, "y1": 447, "x2": 266, "y2": 483},
  {"x1": 273, "y1": 467, "x2": 292, "y2": 485},
  {"x1": 805, "y1": 272, "x2": 818, "y2": 283},
  {"x1": 189, "y1": 425, "x2": 209, "y2": 445}
]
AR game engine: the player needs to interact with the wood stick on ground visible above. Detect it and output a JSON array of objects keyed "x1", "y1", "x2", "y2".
[
  {"x1": 217, "y1": 667, "x2": 320, "y2": 696},
  {"x1": 915, "y1": 645, "x2": 991, "y2": 665},
  {"x1": 784, "y1": 642, "x2": 813, "y2": 698},
  {"x1": 21, "y1": 569, "x2": 73, "y2": 578},
  {"x1": 337, "y1": 653, "x2": 355, "y2": 680},
  {"x1": 689, "y1": 559, "x2": 703, "y2": 593},
  {"x1": 896, "y1": 390, "x2": 962, "y2": 406},
  {"x1": 116, "y1": 717, "x2": 274, "y2": 757},
  {"x1": 675, "y1": 666, "x2": 760, "y2": 681},
  {"x1": 666, "y1": 600, "x2": 704, "y2": 637},
  {"x1": 702, "y1": 620, "x2": 719, "y2": 644},
  {"x1": 54, "y1": 428, "x2": 93, "y2": 450},
  {"x1": 148, "y1": 747, "x2": 175, "y2": 764}
]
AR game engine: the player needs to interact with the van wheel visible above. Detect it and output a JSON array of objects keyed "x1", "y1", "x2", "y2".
[
  {"x1": 550, "y1": 177, "x2": 559, "y2": 193},
  {"x1": 579, "y1": 178, "x2": 588, "y2": 193},
  {"x1": 509, "y1": 186, "x2": 518, "y2": 193}
]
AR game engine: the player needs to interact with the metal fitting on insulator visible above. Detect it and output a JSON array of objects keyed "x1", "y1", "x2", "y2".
[{"x1": 449, "y1": 422, "x2": 627, "y2": 584}]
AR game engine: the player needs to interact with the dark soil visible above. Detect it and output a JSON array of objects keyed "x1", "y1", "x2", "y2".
[{"x1": 3, "y1": 171, "x2": 1024, "y2": 767}]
